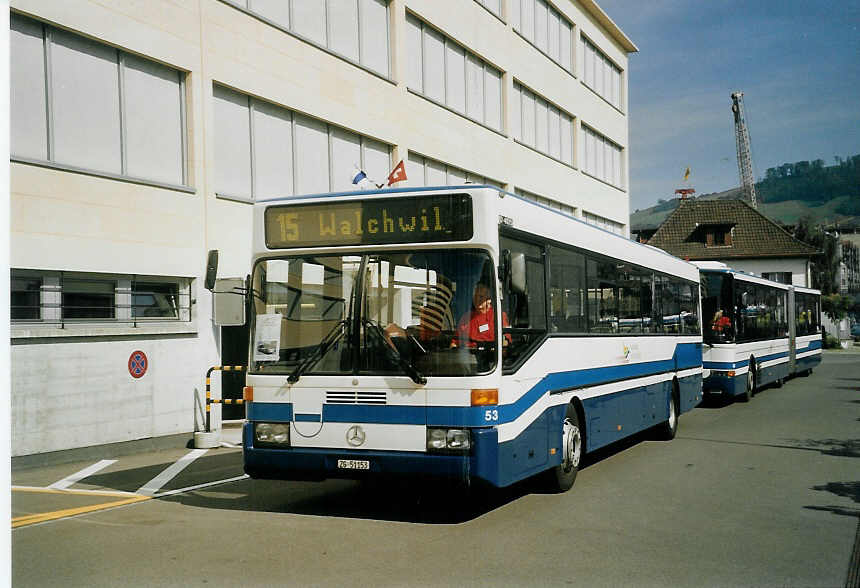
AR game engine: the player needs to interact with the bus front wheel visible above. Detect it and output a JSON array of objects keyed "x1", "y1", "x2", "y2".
[
  {"x1": 543, "y1": 405, "x2": 582, "y2": 493},
  {"x1": 740, "y1": 361, "x2": 755, "y2": 402}
]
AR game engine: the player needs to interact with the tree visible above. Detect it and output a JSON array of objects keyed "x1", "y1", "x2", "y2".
[
  {"x1": 792, "y1": 217, "x2": 840, "y2": 295},
  {"x1": 822, "y1": 293, "x2": 854, "y2": 323}
]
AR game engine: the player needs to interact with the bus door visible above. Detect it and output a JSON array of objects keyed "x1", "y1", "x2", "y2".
[
  {"x1": 787, "y1": 287, "x2": 796, "y2": 373},
  {"x1": 221, "y1": 324, "x2": 249, "y2": 419}
]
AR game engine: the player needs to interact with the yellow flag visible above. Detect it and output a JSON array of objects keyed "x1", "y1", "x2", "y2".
[{"x1": 683, "y1": 166, "x2": 691, "y2": 181}]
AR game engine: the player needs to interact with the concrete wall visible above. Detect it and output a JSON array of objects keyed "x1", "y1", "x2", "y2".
[{"x1": 11, "y1": 332, "x2": 207, "y2": 456}]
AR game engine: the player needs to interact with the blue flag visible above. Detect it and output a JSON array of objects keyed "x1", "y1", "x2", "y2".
[{"x1": 352, "y1": 168, "x2": 367, "y2": 185}]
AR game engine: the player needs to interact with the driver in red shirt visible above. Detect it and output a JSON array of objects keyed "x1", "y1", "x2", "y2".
[{"x1": 452, "y1": 283, "x2": 511, "y2": 348}]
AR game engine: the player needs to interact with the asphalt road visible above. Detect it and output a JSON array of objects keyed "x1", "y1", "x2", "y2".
[{"x1": 12, "y1": 350, "x2": 860, "y2": 587}]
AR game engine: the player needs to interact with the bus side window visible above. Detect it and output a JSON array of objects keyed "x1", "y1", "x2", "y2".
[{"x1": 500, "y1": 236, "x2": 547, "y2": 369}]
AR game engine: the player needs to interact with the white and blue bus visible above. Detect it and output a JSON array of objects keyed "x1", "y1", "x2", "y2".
[
  {"x1": 225, "y1": 186, "x2": 702, "y2": 492},
  {"x1": 698, "y1": 263, "x2": 822, "y2": 401}
]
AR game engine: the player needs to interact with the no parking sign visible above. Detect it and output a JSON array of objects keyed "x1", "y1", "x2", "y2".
[{"x1": 128, "y1": 350, "x2": 148, "y2": 379}]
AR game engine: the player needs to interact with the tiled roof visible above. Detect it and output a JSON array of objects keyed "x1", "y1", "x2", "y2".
[{"x1": 647, "y1": 198, "x2": 818, "y2": 259}]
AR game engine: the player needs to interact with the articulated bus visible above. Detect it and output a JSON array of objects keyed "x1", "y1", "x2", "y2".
[
  {"x1": 698, "y1": 262, "x2": 822, "y2": 402},
  {"x1": 227, "y1": 185, "x2": 702, "y2": 492}
]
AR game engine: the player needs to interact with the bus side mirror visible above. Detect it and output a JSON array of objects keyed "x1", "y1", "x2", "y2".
[
  {"x1": 510, "y1": 252, "x2": 526, "y2": 295},
  {"x1": 499, "y1": 250, "x2": 511, "y2": 283},
  {"x1": 204, "y1": 250, "x2": 219, "y2": 292},
  {"x1": 213, "y1": 278, "x2": 246, "y2": 326}
]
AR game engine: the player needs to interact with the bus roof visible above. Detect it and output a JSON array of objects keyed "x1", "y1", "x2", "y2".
[
  {"x1": 256, "y1": 184, "x2": 500, "y2": 204},
  {"x1": 254, "y1": 185, "x2": 699, "y2": 280}
]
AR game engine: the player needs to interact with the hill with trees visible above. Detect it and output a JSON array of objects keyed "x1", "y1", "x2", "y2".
[{"x1": 631, "y1": 154, "x2": 860, "y2": 230}]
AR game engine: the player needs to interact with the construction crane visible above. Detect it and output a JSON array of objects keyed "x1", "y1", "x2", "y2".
[{"x1": 731, "y1": 91, "x2": 758, "y2": 208}]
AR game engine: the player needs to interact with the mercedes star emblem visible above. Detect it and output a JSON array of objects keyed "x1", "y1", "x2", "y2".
[{"x1": 346, "y1": 425, "x2": 366, "y2": 447}]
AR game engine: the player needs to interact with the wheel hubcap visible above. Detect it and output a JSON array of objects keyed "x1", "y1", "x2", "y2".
[
  {"x1": 562, "y1": 418, "x2": 581, "y2": 471},
  {"x1": 669, "y1": 398, "x2": 677, "y2": 429}
]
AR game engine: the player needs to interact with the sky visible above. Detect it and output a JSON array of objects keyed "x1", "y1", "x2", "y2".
[{"x1": 596, "y1": 0, "x2": 860, "y2": 212}]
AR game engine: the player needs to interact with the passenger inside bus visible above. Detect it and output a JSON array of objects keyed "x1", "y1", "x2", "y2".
[{"x1": 711, "y1": 309, "x2": 732, "y2": 334}]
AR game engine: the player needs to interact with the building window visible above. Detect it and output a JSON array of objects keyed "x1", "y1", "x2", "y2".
[
  {"x1": 406, "y1": 14, "x2": 503, "y2": 132},
  {"x1": 707, "y1": 228, "x2": 732, "y2": 247},
  {"x1": 10, "y1": 270, "x2": 191, "y2": 325},
  {"x1": 133, "y1": 282, "x2": 181, "y2": 318},
  {"x1": 11, "y1": 275, "x2": 42, "y2": 320},
  {"x1": 762, "y1": 272, "x2": 792, "y2": 285},
  {"x1": 515, "y1": 188, "x2": 575, "y2": 215},
  {"x1": 214, "y1": 85, "x2": 391, "y2": 200},
  {"x1": 583, "y1": 211, "x2": 625, "y2": 236},
  {"x1": 695, "y1": 223, "x2": 735, "y2": 247},
  {"x1": 62, "y1": 278, "x2": 116, "y2": 319},
  {"x1": 580, "y1": 125, "x2": 624, "y2": 189},
  {"x1": 229, "y1": 0, "x2": 390, "y2": 77},
  {"x1": 10, "y1": 13, "x2": 187, "y2": 186},
  {"x1": 579, "y1": 35, "x2": 623, "y2": 110},
  {"x1": 511, "y1": 0, "x2": 573, "y2": 73},
  {"x1": 511, "y1": 81, "x2": 574, "y2": 165},
  {"x1": 405, "y1": 153, "x2": 502, "y2": 189}
]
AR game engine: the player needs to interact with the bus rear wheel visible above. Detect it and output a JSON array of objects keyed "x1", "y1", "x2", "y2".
[
  {"x1": 543, "y1": 405, "x2": 582, "y2": 493},
  {"x1": 656, "y1": 387, "x2": 679, "y2": 440}
]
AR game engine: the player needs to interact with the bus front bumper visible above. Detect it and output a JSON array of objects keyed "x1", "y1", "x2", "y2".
[{"x1": 242, "y1": 422, "x2": 500, "y2": 486}]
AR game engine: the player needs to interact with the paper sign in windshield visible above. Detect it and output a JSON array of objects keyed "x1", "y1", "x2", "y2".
[{"x1": 254, "y1": 314, "x2": 282, "y2": 362}]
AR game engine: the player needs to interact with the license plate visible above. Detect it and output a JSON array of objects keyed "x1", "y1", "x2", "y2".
[{"x1": 337, "y1": 459, "x2": 370, "y2": 470}]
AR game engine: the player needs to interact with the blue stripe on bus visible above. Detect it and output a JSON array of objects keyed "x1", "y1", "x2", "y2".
[
  {"x1": 248, "y1": 342, "x2": 702, "y2": 427},
  {"x1": 704, "y1": 339, "x2": 822, "y2": 370},
  {"x1": 247, "y1": 402, "x2": 293, "y2": 422},
  {"x1": 294, "y1": 413, "x2": 322, "y2": 422},
  {"x1": 703, "y1": 360, "x2": 748, "y2": 370},
  {"x1": 324, "y1": 404, "x2": 424, "y2": 425}
]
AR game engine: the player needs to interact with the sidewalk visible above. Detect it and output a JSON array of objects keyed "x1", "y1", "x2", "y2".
[
  {"x1": 12, "y1": 420, "x2": 246, "y2": 471},
  {"x1": 824, "y1": 341, "x2": 860, "y2": 353}
]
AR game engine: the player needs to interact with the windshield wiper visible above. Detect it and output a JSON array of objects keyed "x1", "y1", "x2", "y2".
[
  {"x1": 364, "y1": 320, "x2": 427, "y2": 385},
  {"x1": 287, "y1": 319, "x2": 348, "y2": 384}
]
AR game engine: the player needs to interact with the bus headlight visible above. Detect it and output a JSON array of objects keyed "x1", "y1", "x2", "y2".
[
  {"x1": 427, "y1": 428, "x2": 471, "y2": 452},
  {"x1": 255, "y1": 423, "x2": 290, "y2": 446}
]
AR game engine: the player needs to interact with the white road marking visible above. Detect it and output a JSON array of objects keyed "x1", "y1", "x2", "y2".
[
  {"x1": 13, "y1": 485, "x2": 140, "y2": 497},
  {"x1": 153, "y1": 474, "x2": 249, "y2": 498},
  {"x1": 48, "y1": 459, "x2": 117, "y2": 490},
  {"x1": 137, "y1": 449, "x2": 208, "y2": 496}
]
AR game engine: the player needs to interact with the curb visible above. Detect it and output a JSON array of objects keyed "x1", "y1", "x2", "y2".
[
  {"x1": 12, "y1": 421, "x2": 247, "y2": 471},
  {"x1": 12, "y1": 432, "x2": 194, "y2": 471}
]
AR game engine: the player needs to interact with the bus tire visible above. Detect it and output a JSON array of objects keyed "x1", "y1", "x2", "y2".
[
  {"x1": 740, "y1": 360, "x2": 755, "y2": 402},
  {"x1": 543, "y1": 404, "x2": 582, "y2": 493},
  {"x1": 656, "y1": 383, "x2": 679, "y2": 440}
]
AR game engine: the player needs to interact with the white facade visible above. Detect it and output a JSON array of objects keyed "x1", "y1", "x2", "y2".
[
  {"x1": 10, "y1": 0, "x2": 636, "y2": 456},
  {"x1": 717, "y1": 257, "x2": 811, "y2": 288}
]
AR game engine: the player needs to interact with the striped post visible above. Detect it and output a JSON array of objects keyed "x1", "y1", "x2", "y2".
[{"x1": 205, "y1": 366, "x2": 247, "y2": 433}]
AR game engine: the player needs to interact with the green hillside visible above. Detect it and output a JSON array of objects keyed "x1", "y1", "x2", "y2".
[{"x1": 631, "y1": 154, "x2": 860, "y2": 231}]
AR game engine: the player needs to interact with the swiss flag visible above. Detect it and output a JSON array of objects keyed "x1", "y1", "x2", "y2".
[{"x1": 387, "y1": 160, "x2": 407, "y2": 186}]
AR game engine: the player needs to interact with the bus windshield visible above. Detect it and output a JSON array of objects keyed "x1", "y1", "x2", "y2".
[
  {"x1": 250, "y1": 250, "x2": 498, "y2": 377},
  {"x1": 701, "y1": 272, "x2": 734, "y2": 343}
]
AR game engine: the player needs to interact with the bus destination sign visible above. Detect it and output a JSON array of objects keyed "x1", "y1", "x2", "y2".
[{"x1": 265, "y1": 194, "x2": 473, "y2": 248}]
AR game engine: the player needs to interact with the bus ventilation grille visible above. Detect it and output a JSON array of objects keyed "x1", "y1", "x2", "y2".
[{"x1": 326, "y1": 391, "x2": 387, "y2": 405}]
